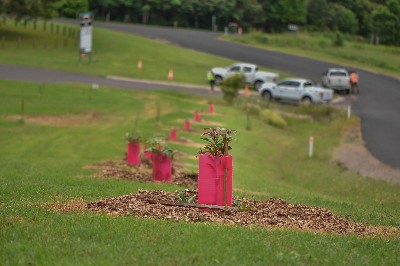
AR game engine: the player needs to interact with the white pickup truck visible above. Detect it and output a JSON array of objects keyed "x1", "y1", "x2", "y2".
[
  {"x1": 322, "y1": 68, "x2": 351, "y2": 94},
  {"x1": 259, "y1": 78, "x2": 333, "y2": 104},
  {"x1": 211, "y1": 63, "x2": 279, "y2": 90}
]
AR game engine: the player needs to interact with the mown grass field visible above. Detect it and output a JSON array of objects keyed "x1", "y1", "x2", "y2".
[
  {"x1": 0, "y1": 19, "x2": 285, "y2": 84},
  {"x1": 1, "y1": 20, "x2": 399, "y2": 265},
  {"x1": 0, "y1": 79, "x2": 399, "y2": 265},
  {"x1": 225, "y1": 32, "x2": 400, "y2": 78}
]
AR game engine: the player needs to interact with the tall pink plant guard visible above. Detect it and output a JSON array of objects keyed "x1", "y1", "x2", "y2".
[
  {"x1": 151, "y1": 153, "x2": 172, "y2": 182},
  {"x1": 169, "y1": 128, "x2": 177, "y2": 140},
  {"x1": 127, "y1": 142, "x2": 141, "y2": 165},
  {"x1": 184, "y1": 120, "x2": 191, "y2": 130},
  {"x1": 194, "y1": 111, "x2": 201, "y2": 121},
  {"x1": 198, "y1": 153, "x2": 232, "y2": 206}
]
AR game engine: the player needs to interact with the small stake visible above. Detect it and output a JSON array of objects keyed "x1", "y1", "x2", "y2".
[
  {"x1": 21, "y1": 97, "x2": 25, "y2": 120},
  {"x1": 347, "y1": 105, "x2": 351, "y2": 119},
  {"x1": 223, "y1": 142, "x2": 228, "y2": 206},
  {"x1": 308, "y1": 136, "x2": 314, "y2": 158}
]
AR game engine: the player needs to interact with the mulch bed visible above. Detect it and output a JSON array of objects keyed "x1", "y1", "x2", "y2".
[
  {"x1": 87, "y1": 158, "x2": 198, "y2": 187},
  {"x1": 86, "y1": 189, "x2": 398, "y2": 237}
]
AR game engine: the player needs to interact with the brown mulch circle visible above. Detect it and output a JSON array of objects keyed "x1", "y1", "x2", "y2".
[
  {"x1": 86, "y1": 190, "x2": 398, "y2": 237},
  {"x1": 86, "y1": 159, "x2": 198, "y2": 188}
]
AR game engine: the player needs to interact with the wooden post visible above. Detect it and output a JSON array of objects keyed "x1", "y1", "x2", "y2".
[{"x1": 223, "y1": 142, "x2": 228, "y2": 206}]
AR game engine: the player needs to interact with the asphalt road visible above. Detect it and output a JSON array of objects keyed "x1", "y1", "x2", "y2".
[
  {"x1": 0, "y1": 64, "x2": 217, "y2": 96},
  {"x1": 3, "y1": 20, "x2": 400, "y2": 169}
]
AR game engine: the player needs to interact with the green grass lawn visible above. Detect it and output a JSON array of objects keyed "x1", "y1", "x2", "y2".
[
  {"x1": 0, "y1": 80, "x2": 399, "y2": 265},
  {"x1": 0, "y1": 19, "x2": 285, "y2": 85},
  {"x1": 224, "y1": 32, "x2": 400, "y2": 78}
]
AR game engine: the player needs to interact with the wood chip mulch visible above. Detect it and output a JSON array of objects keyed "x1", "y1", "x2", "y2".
[
  {"x1": 86, "y1": 190, "x2": 398, "y2": 237},
  {"x1": 87, "y1": 159, "x2": 198, "y2": 187}
]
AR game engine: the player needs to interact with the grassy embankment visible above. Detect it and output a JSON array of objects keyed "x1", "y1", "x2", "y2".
[
  {"x1": 0, "y1": 19, "x2": 285, "y2": 84},
  {"x1": 0, "y1": 21, "x2": 399, "y2": 265},
  {"x1": 224, "y1": 32, "x2": 400, "y2": 78}
]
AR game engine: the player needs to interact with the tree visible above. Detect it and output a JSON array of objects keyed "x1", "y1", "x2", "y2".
[
  {"x1": 327, "y1": 3, "x2": 358, "y2": 34},
  {"x1": 58, "y1": 0, "x2": 89, "y2": 18},
  {"x1": 307, "y1": 0, "x2": 329, "y2": 30},
  {"x1": 232, "y1": 0, "x2": 265, "y2": 29},
  {"x1": 371, "y1": 5, "x2": 400, "y2": 45},
  {"x1": 261, "y1": 0, "x2": 307, "y2": 32},
  {"x1": 4, "y1": 0, "x2": 59, "y2": 20}
]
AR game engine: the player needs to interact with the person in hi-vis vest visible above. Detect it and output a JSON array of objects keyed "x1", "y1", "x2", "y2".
[
  {"x1": 350, "y1": 71, "x2": 359, "y2": 94},
  {"x1": 207, "y1": 69, "x2": 215, "y2": 93}
]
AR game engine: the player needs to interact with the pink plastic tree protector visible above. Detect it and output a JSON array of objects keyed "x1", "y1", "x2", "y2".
[
  {"x1": 152, "y1": 153, "x2": 172, "y2": 182},
  {"x1": 184, "y1": 120, "x2": 191, "y2": 130},
  {"x1": 143, "y1": 145, "x2": 152, "y2": 159},
  {"x1": 198, "y1": 153, "x2": 232, "y2": 206},
  {"x1": 194, "y1": 111, "x2": 201, "y2": 121},
  {"x1": 169, "y1": 129, "x2": 177, "y2": 140},
  {"x1": 127, "y1": 142, "x2": 141, "y2": 165},
  {"x1": 209, "y1": 104, "x2": 214, "y2": 113}
]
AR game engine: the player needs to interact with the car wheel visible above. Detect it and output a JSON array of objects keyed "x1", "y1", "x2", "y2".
[
  {"x1": 301, "y1": 96, "x2": 312, "y2": 105},
  {"x1": 254, "y1": 81, "x2": 263, "y2": 90},
  {"x1": 215, "y1": 76, "x2": 223, "y2": 86},
  {"x1": 262, "y1": 91, "x2": 272, "y2": 101}
]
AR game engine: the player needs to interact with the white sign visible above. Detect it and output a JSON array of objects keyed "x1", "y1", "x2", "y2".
[{"x1": 80, "y1": 26, "x2": 92, "y2": 53}]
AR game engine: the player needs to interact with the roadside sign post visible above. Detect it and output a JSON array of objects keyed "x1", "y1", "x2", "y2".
[{"x1": 79, "y1": 12, "x2": 94, "y2": 64}]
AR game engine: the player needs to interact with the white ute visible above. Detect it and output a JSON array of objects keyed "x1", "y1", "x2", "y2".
[
  {"x1": 211, "y1": 63, "x2": 279, "y2": 90},
  {"x1": 259, "y1": 78, "x2": 333, "y2": 104},
  {"x1": 322, "y1": 68, "x2": 351, "y2": 94}
]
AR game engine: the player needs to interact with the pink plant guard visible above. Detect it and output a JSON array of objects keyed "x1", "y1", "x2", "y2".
[
  {"x1": 152, "y1": 153, "x2": 172, "y2": 182},
  {"x1": 127, "y1": 142, "x2": 141, "y2": 165},
  {"x1": 198, "y1": 153, "x2": 232, "y2": 206},
  {"x1": 194, "y1": 111, "x2": 201, "y2": 122},
  {"x1": 169, "y1": 129, "x2": 177, "y2": 140},
  {"x1": 143, "y1": 145, "x2": 151, "y2": 159},
  {"x1": 209, "y1": 104, "x2": 214, "y2": 113},
  {"x1": 184, "y1": 120, "x2": 191, "y2": 130}
]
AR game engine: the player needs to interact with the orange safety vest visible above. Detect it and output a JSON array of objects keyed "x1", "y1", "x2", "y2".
[{"x1": 350, "y1": 72, "x2": 358, "y2": 83}]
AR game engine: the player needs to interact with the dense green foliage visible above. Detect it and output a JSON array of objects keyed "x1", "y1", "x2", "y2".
[{"x1": 1, "y1": 0, "x2": 399, "y2": 45}]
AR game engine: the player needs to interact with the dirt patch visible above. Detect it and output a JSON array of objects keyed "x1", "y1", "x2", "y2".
[
  {"x1": 334, "y1": 121, "x2": 400, "y2": 183},
  {"x1": 49, "y1": 199, "x2": 86, "y2": 213},
  {"x1": 87, "y1": 190, "x2": 398, "y2": 237},
  {"x1": 334, "y1": 144, "x2": 400, "y2": 183},
  {"x1": 5, "y1": 112, "x2": 102, "y2": 127},
  {"x1": 86, "y1": 159, "x2": 198, "y2": 188}
]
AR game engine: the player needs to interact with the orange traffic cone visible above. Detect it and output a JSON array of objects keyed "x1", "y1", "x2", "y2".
[
  {"x1": 243, "y1": 84, "x2": 250, "y2": 96},
  {"x1": 168, "y1": 68, "x2": 174, "y2": 80},
  {"x1": 137, "y1": 58, "x2": 143, "y2": 70}
]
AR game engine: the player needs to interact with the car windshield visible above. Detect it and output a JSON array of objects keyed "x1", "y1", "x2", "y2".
[
  {"x1": 304, "y1": 82, "x2": 313, "y2": 87},
  {"x1": 330, "y1": 72, "x2": 347, "y2": 77}
]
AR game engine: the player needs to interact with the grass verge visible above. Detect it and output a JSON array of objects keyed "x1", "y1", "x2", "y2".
[
  {"x1": 224, "y1": 32, "x2": 400, "y2": 78},
  {"x1": 0, "y1": 79, "x2": 399, "y2": 264}
]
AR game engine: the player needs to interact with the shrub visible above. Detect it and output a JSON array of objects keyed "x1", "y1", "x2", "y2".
[
  {"x1": 260, "y1": 109, "x2": 287, "y2": 128},
  {"x1": 332, "y1": 31, "x2": 344, "y2": 47},
  {"x1": 299, "y1": 105, "x2": 336, "y2": 120},
  {"x1": 221, "y1": 74, "x2": 245, "y2": 104},
  {"x1": 249, "y1": 32, "x2": 269, "y2": 44}
]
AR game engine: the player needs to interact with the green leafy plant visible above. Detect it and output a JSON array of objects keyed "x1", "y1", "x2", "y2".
[
  {"x1": 232, "y1": 199, "x2": 254, "y2": 212},
  {"x1": 177, "y1": 191, "x2": 196, "y2": 204},
  {"x1": 126, "y1": 131, "x2": 142, "y2": 142},
  {"x1": 144, "y1": 137, "x2": 177, "y2": 159},
  {"x1": 197, "y1": 127, "x2": 236, "y2": 157},
  {"x1": 221, "y1": 74, "x2": 245, "y2": 104},
  {"x1": 126, "y1": 113, "x2": 142, "y2": 142}
]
